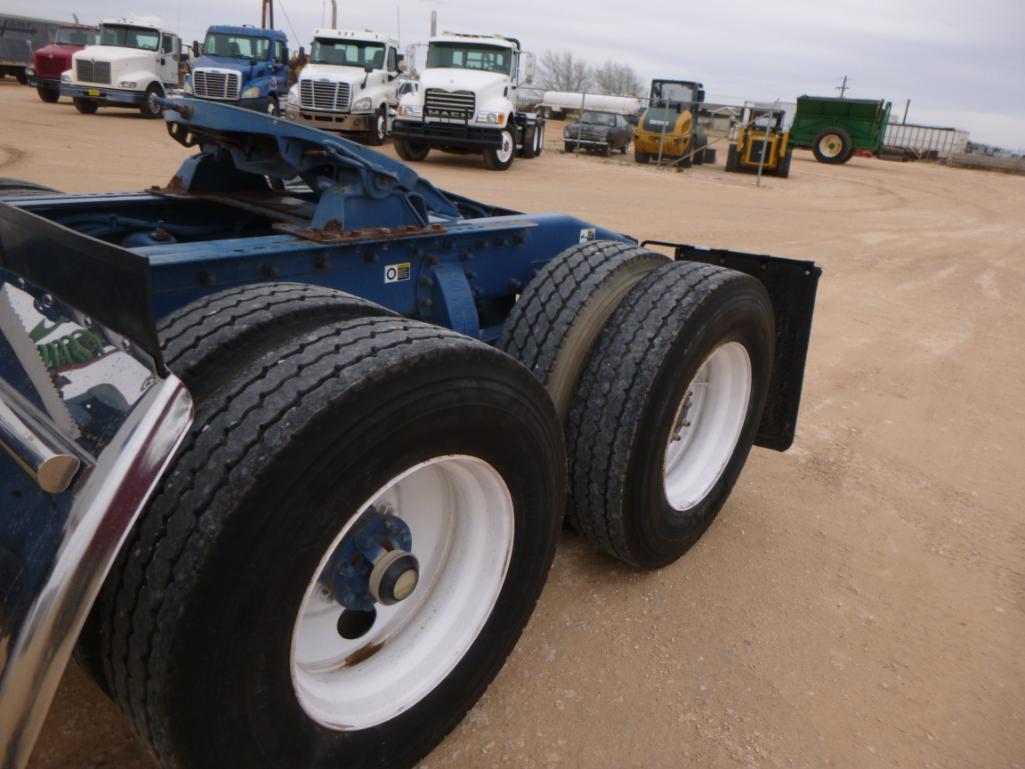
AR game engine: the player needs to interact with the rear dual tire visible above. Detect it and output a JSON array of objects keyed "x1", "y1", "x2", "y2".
[
  {"x1": 501, "y1": 242, "x2": 774, "y2": 569},
  {"x1": 80, "y1": 284, "x2": 566, "y2": 769}
]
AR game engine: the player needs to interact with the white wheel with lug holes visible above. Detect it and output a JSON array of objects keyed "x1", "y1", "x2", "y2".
[
  {"x1": 291, "y1": 455, "x2": 514, "y2": 730},
  {"x1": 663, "y1": 341, "x2": 752, "y2": 511}
]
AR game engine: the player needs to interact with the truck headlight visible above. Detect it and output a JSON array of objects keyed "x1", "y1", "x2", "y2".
[
  {"x1": 287, "y1": 85, "x2": 299, "y2": 106},
  {"x1": 61, "y1": 72, "x2": 72, "y2": 84},
  {"x1": 242, "y1": 86, "x2": 262, "y2": 99},
  {"x1": 476, "y1": 111, "x2": 504, "y2": 125},
  {"x1": 398, "y1": 104, "x2": 421, "y2": 118},
  {"x1": 352, "y1": 96, "x2": 373, "y2": 112},
  {"x1": 120, "y1": 80, "x2": 137, "y2": 89}
]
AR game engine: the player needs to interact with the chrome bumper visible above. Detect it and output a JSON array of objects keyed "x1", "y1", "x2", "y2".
[{"x1": 0, "y1": 255, "x2": 193, "y2": 768}]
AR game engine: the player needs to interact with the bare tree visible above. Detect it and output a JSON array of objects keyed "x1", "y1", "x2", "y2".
[
  {"x1": 590, "y1": 60, "x2": 644, "y2": 98},
  {"x1": 538, "y1": 50, "x2": 591, "y2": 92}
]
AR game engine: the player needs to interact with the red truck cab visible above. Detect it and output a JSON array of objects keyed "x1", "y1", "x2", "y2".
[{"x1": 27, "y1": 25, "x2": 96, "y2": 102}]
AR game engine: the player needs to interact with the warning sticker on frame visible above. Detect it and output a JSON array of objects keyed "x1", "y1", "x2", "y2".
[
  {"x1": 384, "y1": 263, "x2": 412, "y2": 283},
  {"x1": 578, "y1": 228, "x2": 597, "y2": 244}
]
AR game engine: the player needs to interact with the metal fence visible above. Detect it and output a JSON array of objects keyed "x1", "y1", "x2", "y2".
[{"x1": 882, "y1": 123, "x2": 969, "y2": 159}]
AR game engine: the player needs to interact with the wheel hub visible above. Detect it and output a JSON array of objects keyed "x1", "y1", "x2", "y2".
[{"x1": 318, "y1": 505, "x2": 415, "y2": 612}]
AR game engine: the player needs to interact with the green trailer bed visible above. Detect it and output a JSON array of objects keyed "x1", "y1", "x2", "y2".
[{"x1": 789, "y1": 95, "x2": 892, "y2": 164}]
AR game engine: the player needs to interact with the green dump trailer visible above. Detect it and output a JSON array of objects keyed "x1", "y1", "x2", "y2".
[{"x1": 789, "y1": 95, "x2": 892, "y2": 164}]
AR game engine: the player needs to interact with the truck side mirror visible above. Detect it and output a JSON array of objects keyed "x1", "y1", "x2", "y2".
[
  {"x1": 298, "y1": 46, "x2": 305, "y2": 63},
  {"x1": 523, "y1": 52, "x2": 536, "y2": 85},
  {"x1": 397, "y1": 60, "x2": 409, "y2": 74},
  {"x1": 191, "y1": 40, "x2": 200, "y2": 58},
  {"x1": 364, "y1": 63, "x2": 374, "y2": 73}
]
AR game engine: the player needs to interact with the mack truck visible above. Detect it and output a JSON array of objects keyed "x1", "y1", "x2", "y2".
[
  {"x1": 185, "y1": 25, "x2": 290, "y2": 115},
  {"x1": 285, "y1": 28, "x2": 402, "y2": 145},
  {"x1": 393, "y1": 32, "x2": 545, "y2": 170},
  {"x1": 24, "y1": 23, "x2": 95, "y2": 102},
  {"x1": 60, "y1": 19, "x2": 183, "y2": 117},
  {"x1": 0, "y1": 98, "x2": 820, "y2": 769}
]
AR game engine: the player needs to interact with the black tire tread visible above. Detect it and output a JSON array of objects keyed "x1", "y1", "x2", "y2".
[
  {"x1": 497, "y1": 241, "x2": 667, "y2": 404},
  {"x1": 565, "y1": 261, "x2": 750, "y2": 561},
  {"x1": 156, "y1": 282, "x2": 394, "y2": 395},
  {"x1": 101, "y1": 316, "x2": 539, "y2": 760}
]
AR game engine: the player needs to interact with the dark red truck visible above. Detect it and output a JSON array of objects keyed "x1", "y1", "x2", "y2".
[{"x1": 26, "y1": 24, "x2": 95, "y2": 102}]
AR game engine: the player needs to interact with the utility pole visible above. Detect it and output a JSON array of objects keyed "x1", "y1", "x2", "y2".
[
  {"x1": 837, "y1": 75, "x2": 849, "y2": 98},
  {"x1": 902, "y1": 98, "x2": 910, "y2": 124},
  {"x1": 261, "y1": 0, "x2": 274, "y2": 29},
  {"x1": 430, "y1": 11, "x2": 437, "y2": 37},
  {"x1": 331, "y1": 0, "x2": 337, "y2": 28}
]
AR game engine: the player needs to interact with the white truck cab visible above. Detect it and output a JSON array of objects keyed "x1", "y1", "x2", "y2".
[
  {"x1": 286, "y1": 28, "x2": 403, "y2": 145},
  {"x1": 393, "y1": 32, "x2": 543, "y2": 171},
  {"x1": 60, "y1": 19, "x2": 181, "y2": 118}
]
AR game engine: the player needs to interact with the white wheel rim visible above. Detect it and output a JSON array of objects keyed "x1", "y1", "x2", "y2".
[
  {"x1": 536, "y1": 125, "x2": 544, "y2": 154},
  {"x1": 663, "y1": 342, "x2": 752, "y2": 511},
  {"x1": 819, "y1": 134, "x2": 843, "y2": 158},
  {"x1": 377, "y1": 113, "x2": 385, "y2": 139},
  {"x1": 290, "y1": 455, "x2": 514, "y2": 730},
  {"x1": 496, "y1": 131, "x2": 514, "y2": 163}
]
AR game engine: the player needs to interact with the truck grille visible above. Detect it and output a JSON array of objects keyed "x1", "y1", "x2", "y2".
[
  {"x1": 300, "y1": 79, "x2": 351, "y2": 112},
  {"x1": 424, "y1": 89, "x2": 475, "y2": 121},
  {"x1": 35, "y1": 55, "x2": 67, "y2": 78},
  {"x1": 193, "y1": 69, "x2": 241, "y2": 100},
  {"x1": 76, "y1": 59, "x2": 111, "y2": 84}
]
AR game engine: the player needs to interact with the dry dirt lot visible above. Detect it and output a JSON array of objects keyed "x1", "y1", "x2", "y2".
[{"x1": 3, "y1": 79, "x2": 1024, "y2": 769}]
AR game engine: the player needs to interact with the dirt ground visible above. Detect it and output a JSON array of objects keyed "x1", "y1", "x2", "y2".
[{"x1": 3, "y1": 79, "x2": 1024, "y2": 769}]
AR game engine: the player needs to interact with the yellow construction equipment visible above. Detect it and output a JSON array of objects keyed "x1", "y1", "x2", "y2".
[
  {"x1": 725, "y1": 107, "x2": 793, "y2": 178},
  {"x1": 633, "y1": 79, "x2": 714, "y2": 166}
]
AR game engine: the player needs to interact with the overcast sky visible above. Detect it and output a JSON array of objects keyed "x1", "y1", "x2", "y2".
[{"x1": 8, "y1": 0, "x2": 1024, "y2": 147}]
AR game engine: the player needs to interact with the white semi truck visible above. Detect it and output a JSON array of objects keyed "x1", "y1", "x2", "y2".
[
  {"x1": 285, "y1": 28, "x2": 403, "y2": 145},
  {"x1": 393, "y1": 32, "x2": 544, "y2": 171},
  {"x1": 60, "y1": 19, "x2": 182, "y2": 117}
]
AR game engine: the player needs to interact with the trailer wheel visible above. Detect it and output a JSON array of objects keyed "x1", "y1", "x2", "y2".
[
  {"x1": 811, "y1": 127, "x2": 852, "y2": 164},
  {"x1": 483, "y1": 126, "x2": 516, "y2": 171},
  {"x1": 36, "y1": 85, "x2": 59, "y2": 103},
  {"x1": 367, "y1": 106, "x2": 387, "y2": 146},
  {"x1": 0, "y1": 178, "x2": 59, "y2": 197},
  {"x1": 88, "y1": 315, "x2": 565, "y2": 769},
  {"x1": 566, "y1": 261, "x2": 774, "y2": 569},
  {"x1": 139, "y1": 84, "x2": 164, "y2": 118},
  {"x1": 634, "y1": 149, "x2": 650, "y2": 163},
  {"x1": 395, "y1": 138, "x2": 430, "y2": 162},
  {"x1": 499, "y1": 240, "x2": 667, "y2": 423},
  {"x1": 73, "y1": 97, "x2": 97, "y2": 114}
]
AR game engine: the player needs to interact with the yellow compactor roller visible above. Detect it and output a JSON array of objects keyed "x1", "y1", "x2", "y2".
[{"x1": 634, "y1": 79, "x2": 715, "y2": 166}]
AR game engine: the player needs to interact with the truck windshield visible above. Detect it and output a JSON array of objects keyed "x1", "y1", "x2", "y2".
[
  {"x1": 310, "y1": 39, "x2": 385, "y2": 68},
  {"x1": 55, "y1": 28, "x2": 92, "y2": 45},
  {"x1": 651, "y1": 82, "x2": 694, "y2": 105},
  {"x1": 426, "y1": 43, "x2": 511, "y2": 74},
  {"x1": 581, "y1": 111, "x2": 616, "y2": 126},
  {"x1": 203, "y1": 32, "x2": 270, "y2": 60},
  {"x1": 98, "y1": 25, "x2": 159, "y2": 51}
]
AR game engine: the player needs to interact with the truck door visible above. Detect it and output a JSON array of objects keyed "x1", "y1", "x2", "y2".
[
  {"x1": 384, "y1": 46, "x2": 399, "y2": 105},
  {"x1": 272, "y1": 39, "x2": 287, "y2": 95},
  {"x1": 158, "y1": 33, "x2": 179, "y2": 86}
]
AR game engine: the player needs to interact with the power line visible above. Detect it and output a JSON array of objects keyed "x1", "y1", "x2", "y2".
[{"x1": 275, "y1": 0, "x2": 300, "y2": 42}]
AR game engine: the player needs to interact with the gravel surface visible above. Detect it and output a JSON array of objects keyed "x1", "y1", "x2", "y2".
[{"x1": 4, "y1": 79, "x2": 1023, "y2": 769}]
